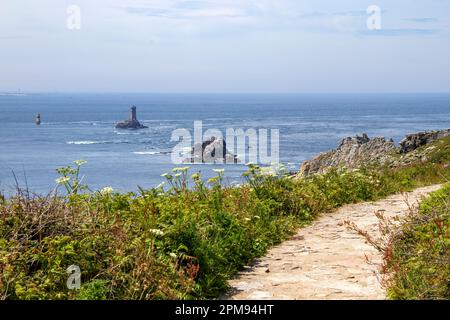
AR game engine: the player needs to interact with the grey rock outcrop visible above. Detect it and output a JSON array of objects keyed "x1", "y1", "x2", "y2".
[
  {"x1": 115, "y1": 106, "x2": 148, "y2": 129},
  {"x1": 300, "y1": 134, "x2": 397, "y2": 176},
  {"x1": 300, "y1": 129, "x2": 450, "y2": 177},
  {"x1": 183, "y1": 136, "x2": 239, "y2": 164},
  {"x1": 400, "y1": 129, "x2": 450, "y2": 153}
]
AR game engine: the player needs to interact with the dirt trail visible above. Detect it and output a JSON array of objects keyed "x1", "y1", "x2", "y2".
[{"x1": 225, "y1": 185, "x2": 441, "y2": 300}]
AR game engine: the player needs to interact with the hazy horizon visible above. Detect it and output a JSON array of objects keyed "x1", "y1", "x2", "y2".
[{"x1": 3, "y1": 91, "x2": 450, "y2": 95}]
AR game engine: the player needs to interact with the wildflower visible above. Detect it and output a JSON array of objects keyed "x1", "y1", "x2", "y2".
[
  {"x1": 278, "y1": 164, "x2": 287, "y2": 173},
  {"x1": 213, "y1": 168, "x2": 225, "y2": 174},
  {"x1": 73, "y1": 159, "x2": 87, "y2": 166},
  {"x1": 260, "y1": 167, "x2": 276, "y2": 176},
  {"x1": 100, "y1": 186, "x2": 114, "y2": 195},
  {"x1": 174, "y1": 173, "x2": 182, "y2": 178},
  {"x1": 169, "y1": 253, "x2": 177, "y2": 259},
  {"x1": 161, "y1": 173, "x2": 173, "y2": 180},
  {"x1": 156, "y1": 182, "x2": 165, "y2": 189},
  {"x1": 55, "y1": 176, "x2": 70, "y2": 184},
  {"x1": 207, "y1": 177, "x2": 219, "y2": 184},
  {"x1": 191, "y1": 173, "x2": 201, "y2": 180},
  {"x1": 149, "y1": 229, "x2": 164, "y2": 237}
]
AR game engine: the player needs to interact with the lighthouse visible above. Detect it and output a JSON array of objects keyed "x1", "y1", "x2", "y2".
[
  {"x1": 130, "y1": 105, "x2": 137, "y2": 121},
  {"x1": 115, "y1": 105, "x2": 148, "y2": 129}
]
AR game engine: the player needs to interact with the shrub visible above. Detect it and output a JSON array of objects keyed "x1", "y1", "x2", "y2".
[{"x1": 385, "y1": 184, "x2": 450, "y2": 300}]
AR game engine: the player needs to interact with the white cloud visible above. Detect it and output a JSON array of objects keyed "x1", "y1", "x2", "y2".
[
  {"x1": 120, "y1": 0, "x2": 257, "y2": 19},
  {"x1": 181, "y1": 8, "x2": 246, "y2": 18}
]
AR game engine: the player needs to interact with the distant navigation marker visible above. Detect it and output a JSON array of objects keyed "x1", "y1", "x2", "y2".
[{"x1": 35, "y1": 113, "x2": 41, "y2": 125}]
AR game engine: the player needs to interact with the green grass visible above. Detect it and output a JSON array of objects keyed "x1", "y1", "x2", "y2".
[
  {"x1": 385, "y1": 183, "x2": 449, "y2": 300},
  {"x1": 0, "y1": 137, "x2": 449, "y2": 300}
]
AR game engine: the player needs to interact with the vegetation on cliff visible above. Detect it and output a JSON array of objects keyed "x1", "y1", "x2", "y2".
[
  {"x1": 384, "y1": 184, "x2": 449, "y2": 299},
  {"x1": 0, "y1": 135, "x2": 449, "y2": 300}
]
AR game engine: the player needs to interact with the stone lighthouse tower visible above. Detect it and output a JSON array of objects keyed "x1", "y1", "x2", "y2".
[
  {"x1": 115, "y1": 105, "x2": 148, "y2": 129},
  {"x1": 130, "y1": 105, "x2": 137, "y2": 121}
]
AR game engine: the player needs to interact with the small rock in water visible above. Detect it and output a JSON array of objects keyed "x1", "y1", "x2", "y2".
[{"x1": 183, "y1": 136, "x2": 239, "y2": 164}]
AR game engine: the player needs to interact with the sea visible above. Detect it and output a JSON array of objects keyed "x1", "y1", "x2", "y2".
[{"x1": 0, "y1": 93, "x2": 449, "y2": 195}]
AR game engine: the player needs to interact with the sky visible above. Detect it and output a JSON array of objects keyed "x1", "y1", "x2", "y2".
[{"x1": 0, "y1": 0, "x2": 449, "y2": 93}]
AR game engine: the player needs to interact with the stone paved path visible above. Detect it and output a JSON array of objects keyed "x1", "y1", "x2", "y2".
[{"x1": 225, "y1": 185, "x2": 441, "y2": 300}]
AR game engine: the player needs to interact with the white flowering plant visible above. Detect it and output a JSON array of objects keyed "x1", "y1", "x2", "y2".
[
  {"x1": 208, "y1": 168, "x2": 225, "y2": 188},
  {"x1": 161, "y1": 166, "x2": 191, "y2": 194},
  {"x1": 55, "y1": 159, "x2": 89, "y2": 194}
]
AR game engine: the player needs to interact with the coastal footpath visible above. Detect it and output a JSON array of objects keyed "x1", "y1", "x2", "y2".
[
  {"x1": 226, "y1": 129, "x2": 450, "y2": 300},
  {"x1": 226, "y1": 185, "x2": 442, "y2": 300}
]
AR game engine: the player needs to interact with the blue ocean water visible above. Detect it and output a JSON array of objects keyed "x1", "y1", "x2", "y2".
[{"x1": 0, "y1": 93, "x2": 449, "y2": 195}]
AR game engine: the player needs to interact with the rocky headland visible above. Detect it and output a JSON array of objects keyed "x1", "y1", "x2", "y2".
[
  {"x1": 400, "y1": 129, "x2": 450, "y2": 153},
  {"x1": 300, "y1": 129, "x2": 450, "y2": 176}
]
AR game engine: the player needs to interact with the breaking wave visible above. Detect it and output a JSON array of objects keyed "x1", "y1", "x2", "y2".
[
  {"x1": 133, "y1": 150, "x2": 172, "y2": 155},
  {"x1": 66, "y1": 140, "x2": 131, "y2": 145}
]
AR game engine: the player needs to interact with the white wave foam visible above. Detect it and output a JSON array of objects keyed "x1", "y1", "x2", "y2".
[
  {"x1": 114, "y1": 131, "x2": 144, "y2": 135},
  {"x1": 67, "y1": 140, "x2": 100, "y2": 145},
  {"x1": 133, "y1": 151, "x2": 160, "y2": 155},
  {"x1": 67, "y1": 140, "x2": 130, "y2": 145},
  {"x1": 133, "y1": 150, "x2": 173, "y2": 155}
]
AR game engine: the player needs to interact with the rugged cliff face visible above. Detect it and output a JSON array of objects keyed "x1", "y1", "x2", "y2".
[
  {"x1": 300, "y1": 129, "x2": 450, "y2": 176},
  {"x1": 400, "y1": 129, "x2": 450, "y2": 153}
]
